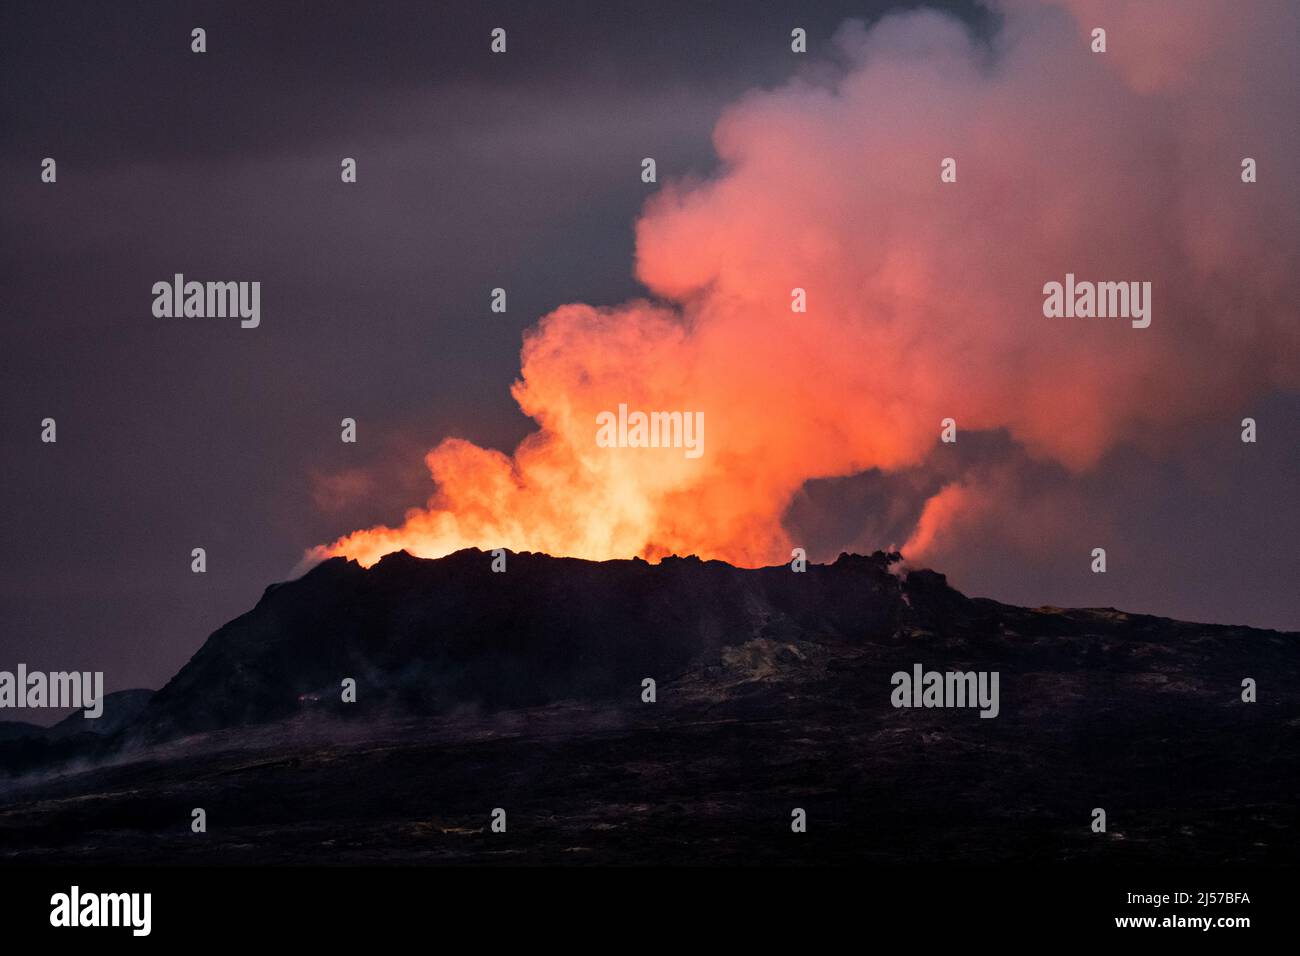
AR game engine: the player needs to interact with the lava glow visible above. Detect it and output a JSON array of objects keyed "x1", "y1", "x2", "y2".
[{"x1": 314, "y1": 0, "x2": 1299, "y2": 569}]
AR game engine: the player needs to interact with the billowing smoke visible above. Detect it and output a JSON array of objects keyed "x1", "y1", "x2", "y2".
[{"x1": 317, "y1": 0, "x2": 1299, "y2": 569}]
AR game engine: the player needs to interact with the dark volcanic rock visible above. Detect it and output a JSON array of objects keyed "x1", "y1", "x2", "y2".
[
  {"x1": 48, "y1": 689, "x2": 155, "y2": 740},
  {"x1": 0, "y1": 550, "x2": 1296, "y2": 865},
  {"x1": 0, "y1": 689, "x2": 155, "y2": 776},
  {"x1": 138, "y1": 548, "x2": 916, "y2": 740}
]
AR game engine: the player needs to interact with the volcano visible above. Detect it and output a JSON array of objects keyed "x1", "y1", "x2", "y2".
[{"x1": 0, "y1": 549, "x2": 1297, "y2": 865}]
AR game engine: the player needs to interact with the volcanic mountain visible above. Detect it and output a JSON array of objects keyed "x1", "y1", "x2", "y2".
[{"x1": 1, "y1": 549, "x2": 1297, "y2": 865}]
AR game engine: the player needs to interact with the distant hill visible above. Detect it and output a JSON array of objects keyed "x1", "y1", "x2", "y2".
[{"x1": 48, "y1": 689, "x2": 155, "y2": 739}]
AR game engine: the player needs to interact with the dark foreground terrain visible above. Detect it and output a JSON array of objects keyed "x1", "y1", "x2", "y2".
[{"x1": 1, "y1": 549, "x2": 1297, "y2": 865}]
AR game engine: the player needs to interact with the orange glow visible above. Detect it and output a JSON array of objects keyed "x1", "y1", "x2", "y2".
[
  {"x1": 901, "y1": 484, "x2": 972, "y2": 562},
  {"x1": 315, "y1": 0, "x2": 1299, "y2": 569}
]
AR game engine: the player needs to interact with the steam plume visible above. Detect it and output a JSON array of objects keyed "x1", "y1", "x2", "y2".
[{"x1": 318, "y1": 0, "x2": 1299, "y2": 568}]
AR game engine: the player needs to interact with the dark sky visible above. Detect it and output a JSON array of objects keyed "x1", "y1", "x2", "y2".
[{"x1": 1, "y1": 0, "x2": 1295, "y2": 714}]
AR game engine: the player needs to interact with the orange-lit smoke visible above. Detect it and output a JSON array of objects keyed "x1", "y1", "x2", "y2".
[
  {"x1": 901, "y1": 483, "x2": 975, "y2": 562},
  {"x1": 317, "y1": 0, "x2": 1300, "y2": 569}
]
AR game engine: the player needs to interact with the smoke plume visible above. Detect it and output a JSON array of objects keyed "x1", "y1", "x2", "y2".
[{"x1": 317, "y1": 0, "x2": 1299, "y2": 568}]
